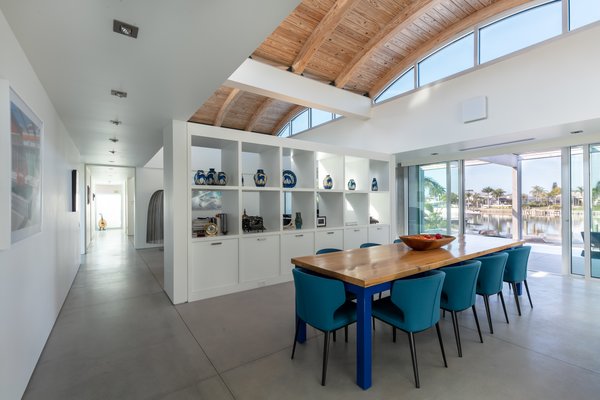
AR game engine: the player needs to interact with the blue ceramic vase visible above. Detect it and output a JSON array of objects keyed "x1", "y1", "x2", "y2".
[
  {"x1": 194, "y1": 170, "x2": 206, "y2": 185},
  {"x1": 254, "y1": 169, "x2": 267, "y2": 187},
  {"x1": 206, "y1": 168, "x2": 217, "y2": 185},
  {"x1": 217, "y1": 171, "x2": 227, "y2": 186},
  {"x1": 295, "y1": 212, "x2": 302, "y2": 230},
  {"x1": 323, "y1": 175, "x2": 333, "y2": 189},
  {"x1": 348, "y1": 179, "x2": 356, "y2": 190},
  {"x1": 371, "y1": 178, "x2": 378, "y2": 191}
]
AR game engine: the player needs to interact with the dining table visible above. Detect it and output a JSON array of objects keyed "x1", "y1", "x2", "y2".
[{"x1": 291, "y1": 234, "x2": 525, "y2": 390}]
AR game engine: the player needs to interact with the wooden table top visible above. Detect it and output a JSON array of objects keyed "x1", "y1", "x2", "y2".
[{"x1": 291, "y1": 235, "x2": 525, "y2": 287}]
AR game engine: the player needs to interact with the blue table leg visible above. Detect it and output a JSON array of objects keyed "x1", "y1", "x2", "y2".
[{"x1": 355, "y1": 288, "x2": 372, "y2": 390}]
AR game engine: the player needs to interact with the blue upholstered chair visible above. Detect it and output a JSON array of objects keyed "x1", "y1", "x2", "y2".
[
  {"x1": 360, "y1": 242, "x2": 380, "y2": 248},
  {"x1": 372, "y1": 270, "x2": 447, "y2": 388},
  {"x1": 393, "y1": 239, "x2": 401, "y2": 244},
  {"x1": 316, "y1": 248, "x2": 342, "y2": 255},
  {"x1": 503, "y1": 246, "x2": 533, "y2": 316},
  {"x1": 474, "y1": 252, "x2": 509, "y2": 333},
  {"x1": 439, "y1": 260, "x2": 483, "y2": 357},
  {"x1": 291, "y1": 268, "x2": 356, "y2": 386}
]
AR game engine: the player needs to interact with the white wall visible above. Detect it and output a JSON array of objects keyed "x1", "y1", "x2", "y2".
[
  {"x1": 134, "y1": 168, "x2": 164, "y2": 249},
  {"x1": 295, "y1": 23, "x2": 600, "y2": 160},
  {"x1": 0, "y1": 9, "x2": 80, "y2": 400}
]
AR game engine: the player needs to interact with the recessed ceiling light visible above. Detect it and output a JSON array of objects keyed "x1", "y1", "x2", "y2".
[
  {"x1": 109, "y1": 137, "x2": 119, "y2": 143},
  {"x1": 113, "y1": 20, "x2": 139, "y2": 38},
  {"x1": 570, "y1": 130, "x2": 583, "y2": 134},
  {"x1": 110, "y1": 119, "x2": 122, "y2": 126},
  {"x1": 111, "y1": 89, "x2": 127, "y2": 98}
]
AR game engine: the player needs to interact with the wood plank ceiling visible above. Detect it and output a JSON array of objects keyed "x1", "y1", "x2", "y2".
[{"x1": 189, "y1": 0, "x2": 533, "y2": 135}]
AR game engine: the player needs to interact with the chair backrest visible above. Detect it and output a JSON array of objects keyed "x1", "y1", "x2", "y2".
[
  {"x1": 390, "y1": 270, "x2": 446, "y2": 332},
  {"x1": 360, "y1": 242, "x2": 380, "y2": 248},
  {"x1": 503, "y1": 246, "x2": 532, "y2": 283},
  {"x1": 474, "y1": 252, "x2": 508, "y2": 296},
  {"x1": 439, "y1": 260, "x2": 481, "y2": 312},
  {"x1": 316, "y1": 248, "x2": 342, "y2": 255},
  {"x1": 393, "y1": 239, "x2": 401, "y2": 244},
  {"x1": 292, "y1": 268, "x2": 346, "y2": 332}
]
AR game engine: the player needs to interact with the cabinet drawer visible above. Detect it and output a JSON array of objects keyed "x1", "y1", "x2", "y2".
[
  {"x1": 344, "y1": 227, "x2": 368, "y2": 250},
  {"x1": 240, "y1": 235, "x2": 280, "y2": 283},
  {"x1": 190, "y1": 238, "x2": 238, "y2": 293},
  {"x1": 315, "y1": 229, "x2": 344, "y2": 252},
  {"x1": 368, "y1": 225, "x2": 390, "y2": 244},
  {"x1": 281, "y1": 232, "x2": 315, "y2": 274}
]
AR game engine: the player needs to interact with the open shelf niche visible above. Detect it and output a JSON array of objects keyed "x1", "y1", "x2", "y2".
[
  {"x1": 316, "y1": 191, "x2": 343, "y2": 229},
  {"x1": 190, "y1": 136, "x2": 239, "y2": 187},
  {"x1": 242, "y1": 190, "x2": 280, "y2": 233},
  {"x1": 369, "y1": 192, "x2": 391, "y2": 225},
  {"x1": 241, "y1": 142, "x2": 280, "y2": 188},
  {"x1": 191, "y1": 188, "x2": 239, "y2": 237},
  {"x1": 282, "y1": 190, "x2": 315, "y2": 230},
  {"x1": 316, "y1": 152, "x2": 344, "y2": 190},
  {"x1": 344, "y1": 192, "x2": 369, "y2": 226},
  {"x1": 369, "y1": 159, "x2": 390, "y2": 192},
  {"x1": 345, "y1": 156, "x2": 370, "y2": 191},
  {"x1": 282, "y1": 148, "x2": 315, "y2": 189}
]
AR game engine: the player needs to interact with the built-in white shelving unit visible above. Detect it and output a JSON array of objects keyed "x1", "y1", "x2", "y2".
[{"x1": 186, "y1": 124, "x2": 395, "y2": 301}]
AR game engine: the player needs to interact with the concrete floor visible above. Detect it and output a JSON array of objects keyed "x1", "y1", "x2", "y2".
[{"x1": 24, "y1": 230, "x2": 600, "y2": 399}]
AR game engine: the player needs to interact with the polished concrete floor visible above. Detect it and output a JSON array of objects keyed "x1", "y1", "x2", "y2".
[{"x1": 24, "y1": 230, "x2": 600, "y2": 399}]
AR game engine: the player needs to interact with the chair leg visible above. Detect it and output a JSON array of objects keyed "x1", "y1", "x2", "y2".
[
  {"x1": 435, "y1": 322, "x2": 448, "y2": 368},
  {"x1": 372, "y1": 317, "x2": 376, "y2": 331},
  {"x1": 471, "y1": 305, "x2": 483, "y2": 343},
  {"x1": 291, "y1": 320, "x2": 300, "y2": 359},
  {"x1": 333, "y1": 330, "x2": 336, "y2": 342},
  {"x1": 407, "y1": 332, "x2": 420, "y2": 388},
  {"x1": 321, "y1": 331, "x2": 331, "y2": 386},
  {"x1": 450, "y1": 310, "x2": 463, "y2": 357},
  {"x1": 499, "y1": 291, "x2": 509, "y2": 324},
  {"x1": 483, "y1": 295, "x2": 493, "y2": 334},
  {"x1": 344, "y1": 325, "x2": 348, "y2": 343},
  {"x1": 524, "y1": 280, "x2": 533, "y2": 308},
  {"x1": 393, "y1": 327, "x2": 396, "y2": 343},
  {"x1": 511, "y1": 282, "x2": 522, "y2": 316}
]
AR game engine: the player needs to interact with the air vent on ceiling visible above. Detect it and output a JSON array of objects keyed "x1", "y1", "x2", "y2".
[
  {"x1": 113, "y1": 20, "x2": 139, "y2": 38},
  {"x1": 459, "y1": 138, "x2": 535, "y2": 152}
]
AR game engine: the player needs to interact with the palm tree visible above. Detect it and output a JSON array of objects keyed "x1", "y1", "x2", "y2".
[
  {"x1": 530, "y1": 185, "x2": 547, "y2": 205},
  {"x1": 548, "y1": 185, "x2": 561, "y2": 205},
  {"x1": 423, "y1": 176, "x2": 445, "y2": 200},
  {"x1": 481, "y1": 186, "x2": 494, "y2": 207},
  {"x1": 492, "y1": 188, "x2": 506, "y2": 205}
]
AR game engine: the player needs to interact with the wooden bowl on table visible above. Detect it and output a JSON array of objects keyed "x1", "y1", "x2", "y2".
[{"x1": 398, "y1": 234, "x2": 456, "y2": 251}]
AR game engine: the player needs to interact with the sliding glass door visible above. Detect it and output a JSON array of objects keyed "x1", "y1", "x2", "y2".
[{"x1": 590, "y1": 145, "x2": 600, "y2": 278}]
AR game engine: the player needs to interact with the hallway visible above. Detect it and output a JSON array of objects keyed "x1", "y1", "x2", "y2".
[{"x1": 23, "y1": 230, "x2": 600, "y2": 399}]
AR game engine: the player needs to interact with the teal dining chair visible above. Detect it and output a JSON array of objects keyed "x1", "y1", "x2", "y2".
[
  {"x1": 503, "y1": 246, "x2": 533, "y2": 316},
  {"x1": 439, "y1": 260, "x2": 483, "y2": 357},
  {"x1": 474, "y1": 252, "x2": 509, "y2": 334},
  {"x1": 316, "y1": 248, "x2": 342, "y2": 255},
  {"x1": 393, "y1": 239, "x2": 401, "y2": 244},
  {"x1": 291, "y1": 268, "x2": 357, "y2": 386},
  {"x1": 360, "y1": 242, "x2": 380, "y2": 248},
  {"x1": 315, "y1": 247, "x2": 350, "y2": 341},
  {"x1": 372, "y1": 270, "x2": 447, "y2": 388}
]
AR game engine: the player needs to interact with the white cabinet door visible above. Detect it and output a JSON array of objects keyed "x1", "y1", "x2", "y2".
[
  {"x1": 190, "y1": 238, "x2": 238, "y2": 294},
  {"x1": 315, "y1": 229, "x2": 344, "y2": 252},
  {"x1": 368, "y1": 224, "x2": 390, "y2": 244},
  {"x1": 344, "y1": 227, "x2": 368, "y2": 250},
  {"x1": 281, "y1": 232, "x2": 315, "y2": 275},
  {"x1": 240, "y1": 235, "x2": 280, "y2": 283}
]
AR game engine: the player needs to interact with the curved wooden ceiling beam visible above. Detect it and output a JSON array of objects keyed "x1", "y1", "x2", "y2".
[
  {"x1": 291, "y1": 0, "x2": 360, "y2": 74},
  {"x1": 271, "y1": 105, "x2": 305, "y2": 135},
  {"x1": 369, "y1": 0, "x2": 534, "y2": 98},
  {"x1": 245, "y1": 97, "x2": 275, "y2": 132},
  {"x1": 335, "y1": 0, "x2": 443, "y2": 90},
  {"x1": 214, "y1": 88, "x2": 241, "y2": 127}
]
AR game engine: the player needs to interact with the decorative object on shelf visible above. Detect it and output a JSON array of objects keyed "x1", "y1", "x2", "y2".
[
  {"x1": 399, "y1": 234, "x2": 456, "y2": 251},
  {"x1": 347, "y1": 179, "x2": 356, "y2": 190},
  {"x1": 295, "y1": 212, "x2": 303, "y2": 230},
  {"x1": 217, "y1": 213, "x2": 228, "y2": 235},
  {"x1": 282, "y1": 170, "x2": 297, "y2": 188},
  {"x1": 371, "y1": 178, "x2": 378, "y2": 191},
  {"x1": 254, "y1": 169, "x2": 267, "y2": 187},
  {"x1": 206, "y1": 168, "x2": 217, "y2": 185},
  {"x1": 283, "y1": 214, "x2": 293, "y2": 229},
  {"x1": 147, "y1": 190, "x2": 164, "y2": 244},
  {"x1": 369, "y1": 216, "x2": 379, "y2": 224},
  {"x1": 191, "y1": 190, "x2": 222, "y2": 211},
  {"x1": 192, "y1": 216, "x2": 217, "y2": 238},
  {"x1": 205, "y1": 222, "x2": 218, "y2": 236},
  {"x1": 317, "y1": 216, "x2": 327, "y2": 227},
  {"x1": 323, "y1": 174, "x2": 333, "y2": 189},
  {"x1": 194, "y1": 170, "x2": 206, "y2": 185},
  {"x1": 242, "y1": 209, "x2": 266, "y2": 232},
  {"x1": 217, "y1": 171, "x2": 227, "y2": 186}
]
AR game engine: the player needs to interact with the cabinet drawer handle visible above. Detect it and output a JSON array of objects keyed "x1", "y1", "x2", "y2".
[
  {"x1": 354, "y1": 229, "x2": 360, "y2": 232},
  {"x1": 211, "y1": 242, "x2": 222, "y2": 246},
  {"x1": 327, "y1": 232, "x2": 335, "y2": 235},
  {"x1": 257, "y1": 238, "x2": 267, "y2": 241},
  {"x1": 377, "y1": 228, "x2": 382, "y2": 231},
  {"x1": 295, "y1": 234, "x2": 304, "y2": 238}
]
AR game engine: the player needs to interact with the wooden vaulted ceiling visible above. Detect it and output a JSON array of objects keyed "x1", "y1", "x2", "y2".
[{"x1": 190, "y1": 0, "x2": 533, "y2": 135}]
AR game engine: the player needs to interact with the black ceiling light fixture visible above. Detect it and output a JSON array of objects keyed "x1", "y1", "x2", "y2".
[
  {"x1": 570, "y1": 130, "x2": 584, "y2": 135},
  {"x1": 110, "y1": 89, "x2": 127, "y2": 98},
  {"x1": 110, "y1": 119, "x2": 122, "y2": 126},
  {"x1": 109, "y1": 137, "x2": 119, "y2": 143},
  {"x1": 109, "y1": 150, "x2": 116, "y2": 155},
  {"x1": 113, "y1": 19, "x2": 139, "y2": 38}
]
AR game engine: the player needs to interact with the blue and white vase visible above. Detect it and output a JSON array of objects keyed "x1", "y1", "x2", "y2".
[
  {"x1": 347, "y1": 179, "x2": 356, "y2": 190},
  {"x1": 254, "y1": 169, "x2": 267, "y2": 187},
  {"x1": 217, "y1": 171, "x2": 227, "y2": 186},
  {"x1": 194, "y1": 170, "x2": 206, "y2": 185},
  {"x1": 371, "y1": 178, "x2": 378, "y2": 191},
  {"x1": 206, "y1": 168, "x2": 217, "y2": 185},
  {"x1": 323, "y1": 175, "x2": 333, "y2": 189}
]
